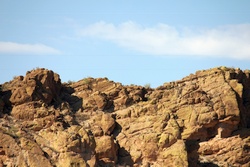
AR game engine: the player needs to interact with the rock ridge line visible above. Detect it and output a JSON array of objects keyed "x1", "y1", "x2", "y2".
[{"x1": 0, "y1": 66, "x2": 250, "y2": 167}]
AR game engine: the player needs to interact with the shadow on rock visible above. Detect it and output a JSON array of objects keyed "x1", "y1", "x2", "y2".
[
  {"x1": 198, "y1": 162, "x2": 219, "y2": 167},
  {"x1": 112, "y1": 121, "x2": 122, "y2": 138},
  {"x1": 111, "y1": 122, "x2": 133, "y2": 166},
  {"x1": 60, "y1": 85, "x2": 83, "y2": 112},
  {"x1": 185, "y1": 140, "x2": 221, "y2": 167},
  {"x1": 185, "y1": 140, "x2": 200, "y2": 167},
  {"x1": 117, "y1": 147, "x2": 133, "y2": 166},
  {"x1": 0, "y1": 89, "x2": 12, "y2": 115}
]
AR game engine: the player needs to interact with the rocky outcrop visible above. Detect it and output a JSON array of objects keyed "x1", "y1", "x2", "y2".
[
  {"x1": 69, "y1": 77, "x2": 148, "y2": 112},
  {"x1": 8, "y1": 69, "x2": 61, "y2": 106},
  {"x1": 0, "y1": 67, "x2": 250, "y2": 166},
  {"x1": 198, "y1": 133, "x2": 250, "y2": 167}
]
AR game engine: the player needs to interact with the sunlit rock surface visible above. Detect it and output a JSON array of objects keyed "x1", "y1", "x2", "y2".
[{"x1": 0, "y1": 67, "x2": 250, "y2": 166}]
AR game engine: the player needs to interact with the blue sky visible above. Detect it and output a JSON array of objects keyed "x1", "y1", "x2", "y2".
[{"x1": 1, "y1": 0, "x2": 250, "y2": 87}]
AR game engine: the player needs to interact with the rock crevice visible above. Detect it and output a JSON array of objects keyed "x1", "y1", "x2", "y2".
[{"x1": 0, "y1": 67, "x2": 250, "y2": 166}]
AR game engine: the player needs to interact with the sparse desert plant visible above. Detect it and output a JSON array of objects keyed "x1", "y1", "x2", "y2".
[
  {"x1": 1, "y1": 83, "x2": 9, "y2": 91},
  {"x1": 82, "y1": 77, "x2": 92, "y2": 84},
  {"x1": 67, "y1": 80, "x2": 75, "y2": 84},
  {"x1": 144, "y1": 83, "x2": 151, "y2": 89},
  {"x1": 32, "y1": 67, "x2": 41, "y2": 70},
  {"x1": 1, "y1": 125, "x2": 20, "y2": 138}
]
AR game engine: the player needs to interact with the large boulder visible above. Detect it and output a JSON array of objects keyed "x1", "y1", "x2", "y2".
[
  {"x1": 95, "y1": 135, "x2": 118, "y2": 165},
  {"x1": 35, "y1": 124, "x2": 97, "y2": 166},
  {"x1": 0, "y1": 131, "x2": 52, "y2": 167},
  {"x1": 9, "y1": 68, "x2": 61, "y2": 105},
  {"x1": 198, "y1": 133, "x2": 250, "y2": 166}
]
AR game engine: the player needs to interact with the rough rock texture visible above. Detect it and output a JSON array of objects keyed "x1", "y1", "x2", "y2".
[
  {"x1": 8, "y1": 68, "x2": 61, "y2": 106},
  {"x1": 0, "y1": 67, "x2": 250, "y2": 166}
]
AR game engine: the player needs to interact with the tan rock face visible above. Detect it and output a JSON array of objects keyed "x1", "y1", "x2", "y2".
[
  {"x1": 9, "y1": 68, "x2": 61, "y2": 105},
  {"x1": 0, "y1": 67, "x2": 250, "y2": 166}
]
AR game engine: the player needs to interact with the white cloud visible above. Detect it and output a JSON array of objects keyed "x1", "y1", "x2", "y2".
[
  {"x1": 79, "y1": 21, "x2": 250, "y2": 59},
  {"x1": 0, "y1": 42, "x2": 61, "y2": 55}
]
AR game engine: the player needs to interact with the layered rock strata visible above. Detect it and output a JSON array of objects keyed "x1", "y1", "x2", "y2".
[{"x1": 0, "y1": 67, "x2": 250, "y2": 167}]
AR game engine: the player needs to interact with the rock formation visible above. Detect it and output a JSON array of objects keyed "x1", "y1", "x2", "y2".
[{"x1": 0, "y1": 67, "x2": 250, "y2": 167}]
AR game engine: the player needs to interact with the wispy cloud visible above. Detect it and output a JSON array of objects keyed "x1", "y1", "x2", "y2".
[
  {"x1": 79, "y1": 21, "x2": 250, "y2": 59},
  {"x1": 0, "y1": 42, "x2": 61, "y2": 55}
]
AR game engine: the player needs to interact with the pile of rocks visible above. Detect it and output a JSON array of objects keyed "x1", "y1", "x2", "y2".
[{"x1": 0, "y1": 67, "x2": 250, "y2": 166}]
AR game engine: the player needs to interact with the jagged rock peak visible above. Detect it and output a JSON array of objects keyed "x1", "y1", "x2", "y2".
[
  {"x1": 2, "y1": 68, "x2": 61, "y2": 105},
  {"x1": 0, "y1": 67, "x2": 250, "y2": 166}
]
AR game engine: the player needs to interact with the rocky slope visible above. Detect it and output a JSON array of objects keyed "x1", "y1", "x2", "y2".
[{"x1": 0, "y1": 67, "x2": 250, "y2": 167}]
